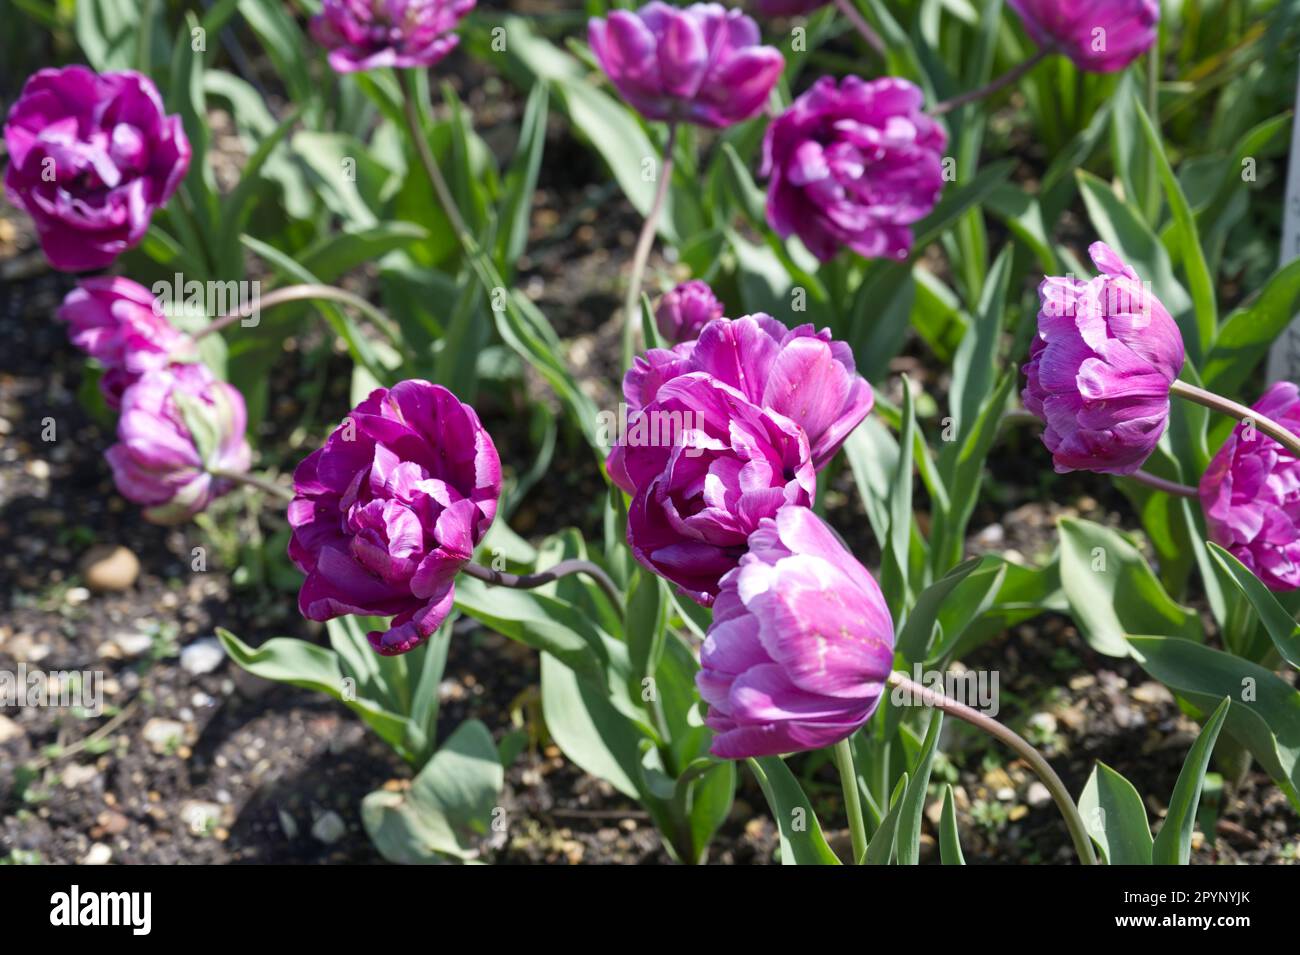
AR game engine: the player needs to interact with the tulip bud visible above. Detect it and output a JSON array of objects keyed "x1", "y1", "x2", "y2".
[
  {"x1": 655, "y1": 281, "x2": 724, "y2": 344},
  {"x1": 106, "y1": 365, "x2": 251, "y2": 525},
  {"x1": 1008, "y1": 0, "x2": 1159, "y2": 73},
  {"x1": 59, "y1": 278, "x2": 197, "y2": 410},
  {"x1": 311, "y1": 0, "x2": 476, "y2": 73},
  {"x1": 1022, "y1": 242, "x2": 1184, "y2": 475},
  {"x1": 588, "y1": 3, "x2": 784, "y2": 128}
]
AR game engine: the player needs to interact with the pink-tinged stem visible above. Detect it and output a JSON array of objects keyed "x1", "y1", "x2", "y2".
[
  {"x1": 1170, "y1": 380, "x2": 1300, "y2": 459},
  {"x1": 1131, "y1": 469, "x2": 1198, "y2": 499},
  {"x1": 462, "y1": 559, "x2": 622, "y2": 615},
  {"x1": 195, "y1": 283, "x2": 402, "y2": 347},
  {"x1": 832, "y1": 0, "x2": 885, "y2": 57},
  {"x1": 622, "y1": 122, "x2": 678, "y2": 370},
  {"x1": 210, "y1": 468, "x2": 295, "y2": 501},
  {"x1": 886, "y1": 671, "x2": 1098, "y2": 865},
  {"x1": 932, "y1": 46, "x2": 1053, "y2": 115}
]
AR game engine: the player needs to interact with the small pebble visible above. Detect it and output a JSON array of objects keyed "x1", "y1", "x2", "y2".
[
  {"x1": 1026, "y1": 782, "x2": 1052, "y2": 808},
  {"x1": 181, "y1": 637, "x2": 224, "y2": 675},
  {"x1": 312, "y1": 811, "x2": 347, "y2": 845},
  {"x1": 83, "y1": 843, "x2": 113, "y2": 865},
  {"x1": 80, "y1": 545, "x2": 140, "y2": 592}
]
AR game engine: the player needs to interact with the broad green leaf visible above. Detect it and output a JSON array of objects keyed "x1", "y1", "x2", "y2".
[
  {"x1": 1152, "y1": 697, "x2": 1231, "y2": 865},
  {"x1": 216, "y1": 628, "x2": 419, "y2": 762},
  {"x1": 362, "y1": 719, "x2": 503, "y2": 863},
  {"x1": 541, "y1": 651, "x2": 645, "y2": 800},
  {"x1": 1079, "y1": 762, "x2": 1153, "y2": 865},
  {"x1": 1209, "y1": 542, "x2": 1300, "y2": 670},
  {"x1": 1203, "y1": 258, "x2": 1300, "y2": 396},
  {"x1": 454, "y1": 576, "x2": 606, "y2": 681},
  {"x1": 1127, "y1": 636, "x2": 1300, "y2": 810},
  {"x1": 1058, "y1": 518, "x2": 1201, "y2": 656},
  {"x1": 911, "y1": 161, "x2": 1014, "y2": 253},
  {"x1": 748, "y1": 756, "x2": 842, "y2": 865}
]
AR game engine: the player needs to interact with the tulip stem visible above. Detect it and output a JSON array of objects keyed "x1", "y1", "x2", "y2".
[
  {"x1": 832, "y1": 0, "x2": 885, "y2": 57},
  {"x1": 1131, "y1": 469, "x2": 1198, "y2": 499},
  {"x1": 832, "y1": 739, "x2": 868, "y2": 864},
  {"x1": 885, "y1": 671, "x2": 1098, "y2": 865},
  {"x1": 400, "y1": 70, "x2": 475, "y2": 248},
  {"x1": 462, "y1": 559, "x2": 623, "y2": 616},
  {"x1": 210, "y1": 469, "x2": 295, "y2": 501},
  {"x1": 932, "y1": 46, "x2": 1052, "y2": 115},
  {"x1": 195, "y1": 284, "x2": 404, "y2": 350},
  {"x1": 1170, "y1": 380, "x2": 1300, "y2": 459},
  {"x1": 622, "y1": 122, "x2": 678, "y2": 371}
]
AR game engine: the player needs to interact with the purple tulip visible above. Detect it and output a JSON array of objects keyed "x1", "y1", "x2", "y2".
[
  {"x1": 655, "y1": 280, "x2": 724, "y2": 344},
  {"x1": 753, "y1": 0, "x2": 829, "y2": 14},
  {"x1": 697, "y1": 505, "x2": 895, "y2": 759},
  {"x1": 762, "y1": 76, "x2": 947, "y2": 262},
  {"x1": 288, "y1": 381, "x2": 501, "y2": 655},
  {"x1": 1008, "y1": 0, "x2": 1159, "y2": 73},
  {"x1": 622, "y1": 373, "x2": 815, "y2": 606},
  {"x1": 1022, "y1": 242, "x2": 1184, "y2": 475},
  {"x1": 59, "y1": 277, "x2": 197, "y2": 410},
  {"x1": 1200, "y1": 383, "x2": 1300, "y2": 592},
  {"x1": 608, "y1": 314, "x2": 872, "y2": 491},
  {"x1": 106, "y1": 364, "x2": 251, "y2": 525},
  {"x1": 588, "y1": 3, "x2": 785, "y2": 128},
  {"x1": 3, "y1": 67, "x2": 191, "y2": 273},
  {"x1": 310, "y1": 0, "x2": 476, "y2": 73}
]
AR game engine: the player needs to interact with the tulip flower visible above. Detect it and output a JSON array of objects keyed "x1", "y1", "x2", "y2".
[
  {"x1": 106, "y1": 364, "x2": 251, "y2": 525},
  {"x1": 310, "y1": 0, "x2": 476, "y2": 73},
  {"x1": 696, "y1": 505, "x2": 895, "y2": 758},
  {"x1": 621, "y1": 373, "x2": 815, "y2": 605},
  {"x1": 3, "y1": 66, "x2": 190, "y2": 272},
  {"x1": 59, "y1": 278, "x2": 197, "y2": 409},
  {"x1": 609, "y1": 314, "x2": 872, "y2": 490},
  {"x1": 1008, "y1": 0, "x2": 1159, "y2": 73},
  {"x1": 1022, "y1": 242, "x2": 1184, "y2": 475},
  {"x1": 1200, "y1": 382, "x2": 1300, "y2": 592},
  {"x1": 655, "y1": 280, "x2": 724, "y2": 344},
  {"x1": 762, "y1": 76, "x2": 948, "y2": 262},
  {"x1": 288, "y1": 380, "x2": 501, "y2": 655},
  {"x1": 588, "y1": 3, "x2": 784, "y2": 129}
]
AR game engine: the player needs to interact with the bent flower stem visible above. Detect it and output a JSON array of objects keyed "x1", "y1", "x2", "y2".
[
  {"x1": 886, "y1": 671, "x2": 1098, "y2": 865},
  {"x1": 1170, "y1": 380, "x2": 1300, "y2": 459},
  {"x1": 461, "y1": 559, "x2": 623, "y2": 617}
]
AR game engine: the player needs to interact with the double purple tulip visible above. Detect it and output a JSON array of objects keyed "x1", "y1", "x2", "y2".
[
  {"x1": 697, "y1": 505, "x2": 895, "y2": 758},
  {"x1": 288, "y1": 381, "x2": 501, "y2": 655},
  {"x1": 1022, "y1": 242, "x2": 1184, "y2": 475},
  {"x1": 1008, "y1": 0, "x2": 1159, "y2": 73},
  {"x1": 588, "y1": 2, "x2": 784, "y2": 128},
  {"x1": 107, "y1": 364, "x2": 251, "y2": 525},
  {"x1": 1200, "y1": 383, "x2": 1300, "y2": 592},
  {"x1": 59, "y1": 278, "x2": 197, "y2": 410},
  {"x1": 762, "y1": 76, "x2": 948, "y2": 262},
  {"x1": 3, "y1": 66, "x2": 191, "y2": 273},
  {"x1": 310, "y1": 0, "x2": 476, "y2": 73},
  {"x1": 611, "y1": 314, "x2": 873, "y2": 604}
]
